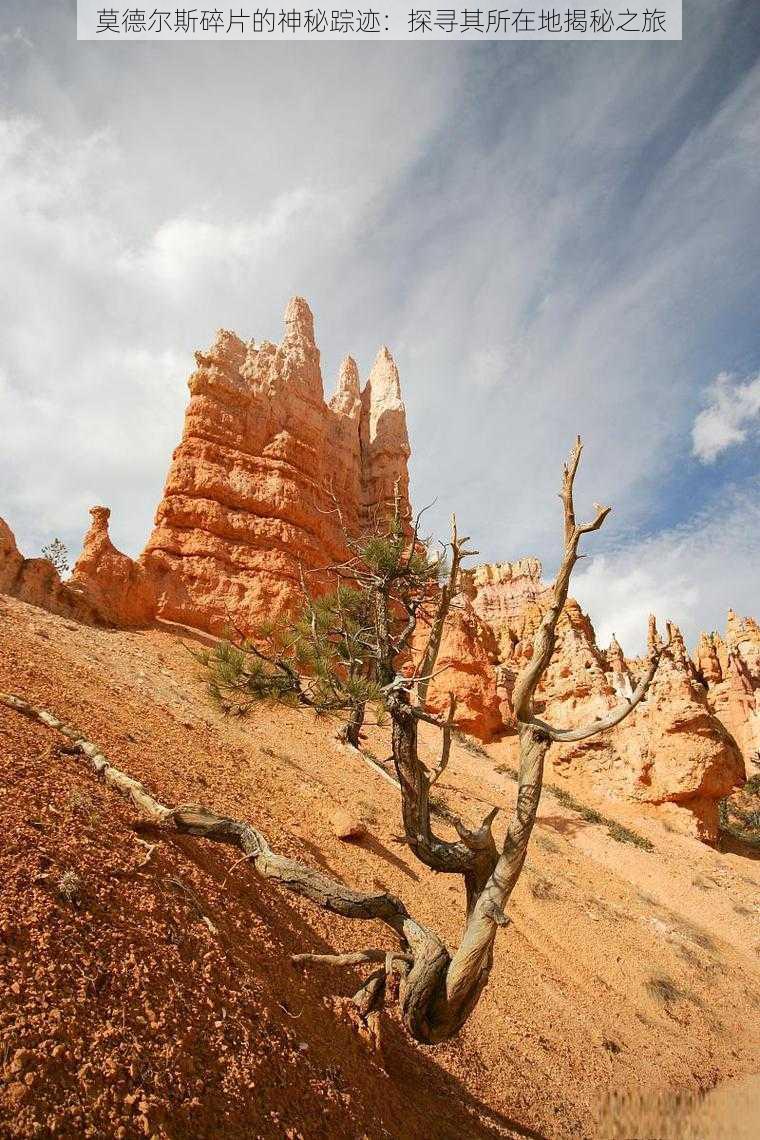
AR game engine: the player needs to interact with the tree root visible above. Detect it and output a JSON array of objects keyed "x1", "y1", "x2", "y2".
[{"x1": 0, "y1": 691, "x2": 452, "y2": 1043}]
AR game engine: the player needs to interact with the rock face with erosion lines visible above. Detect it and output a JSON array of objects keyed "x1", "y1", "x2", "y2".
[{"x1": 138, "y1": 300, "x2": 412, "y2": 632}]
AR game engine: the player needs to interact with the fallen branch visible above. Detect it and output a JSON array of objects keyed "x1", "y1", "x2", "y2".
[
  {"x1": 0, "y1": 690, "x2": 452, "y2": 1042},
  {"x1": 134, "y1": 838, "x2": 157, "y2": 870},
  {"x1": 292, "y1": 949, "x2": 411, "y2": 968}
]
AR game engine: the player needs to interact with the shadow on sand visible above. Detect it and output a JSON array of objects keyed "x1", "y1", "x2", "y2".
[{"x1": 158, "y1": 830, "x2": 552, "y2": 1140}]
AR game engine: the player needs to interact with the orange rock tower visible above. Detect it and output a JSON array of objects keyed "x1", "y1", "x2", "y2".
[{"x1": 69, "y1": 297, "x2": 412, "y2": 634}]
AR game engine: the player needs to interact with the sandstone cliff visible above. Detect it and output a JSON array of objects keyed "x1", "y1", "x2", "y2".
[{"x1": 75, "y1": 298, "x2": 413, "y2": 635}]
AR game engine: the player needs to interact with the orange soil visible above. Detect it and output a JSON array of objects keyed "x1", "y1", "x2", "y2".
[{"x1": 1, "y1": 594, "x2": 758, "y2": 1139}]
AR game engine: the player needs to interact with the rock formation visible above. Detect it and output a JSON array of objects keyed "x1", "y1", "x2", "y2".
[
  {"x1": 467, "y1": 560, "x2": 746, "y2": 842},
  {"x1": 0, "y1": 297, "x2": 755, "y2": 838},
  {"x1": 5, "y1": 299, "x2": 409, "y2": 639},
  {"x1": 606, "y1": 633, "x2": 634, "y2": 700},
  {"x1": 467, "y1": 558, "x2": 550, "y2": 662},
  {"x1": 134, "y1": 299, "x2": 412, "y2": 633},
  {"x1": 417, "y1": 594, "x2": 503, "y2": 740},
  {"x1": 72, "y1": 507, "x2": 156, "y2": 626},
  {"x1": 0, "y1": 298, "x2": 503, "y2": 736},
  {"x1": 695, "y1": 613, "x2": 760, "y2": 775},
  {"x1": 0, "y1": 518, "x2": 98, "y2": 624}
]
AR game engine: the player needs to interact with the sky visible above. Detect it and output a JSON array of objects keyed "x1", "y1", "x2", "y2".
[{"x1": 1, "y1": 0, "x2": 759, "y2": 653}]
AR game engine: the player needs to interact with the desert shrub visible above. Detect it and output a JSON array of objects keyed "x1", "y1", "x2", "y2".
[
  {"x1": 719, "y1": 772, "x2": 760, "y2": 847},
  {"x1": 452, "y1": 729, "x2": 489, "y2": 757}
]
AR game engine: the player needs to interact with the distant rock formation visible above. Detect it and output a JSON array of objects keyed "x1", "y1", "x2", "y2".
[
  {"x1": 466, "y1": 559, "x2": 747, "y2": 842},
  {"x1": 0, "y1": 518, "x2": 98, "y2": 624},
  {"x1": 417, "y1": 594, "x2": 503, "y2": 740},
  {"x1": 72, "y1": 507, "x2": 156, "y2": 626},
  {"x1": 695, "y1": 613, "x2": 760, "y2": 776}
]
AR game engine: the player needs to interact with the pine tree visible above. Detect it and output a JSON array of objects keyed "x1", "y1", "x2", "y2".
[{"x1": 40, "y1": 538, "x2": 70, "y2": 577}]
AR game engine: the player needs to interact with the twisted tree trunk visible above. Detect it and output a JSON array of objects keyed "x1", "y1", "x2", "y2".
[{"x1": 2, "y1": 439, "x2": 667, "y2": 1046}]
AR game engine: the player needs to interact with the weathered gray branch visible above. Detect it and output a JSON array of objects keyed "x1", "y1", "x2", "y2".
[
  {"x1": 440, "y1": 437, "x2": 663, "y2": 1017},
  {"x1": 428, "y1": 693, "x2": 458, "y2": 785},
  {"x1": 512, "y1": 436, "x2": 610, "y2": 724},
  {"x1": 528, "y1": 640, "x2": 668, "y2": 742},
  {"x1": 415, "y1": 515, "x2": 478, "y2": 709}
]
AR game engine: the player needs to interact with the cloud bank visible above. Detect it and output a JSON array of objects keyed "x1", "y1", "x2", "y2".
[{"x1": 573, "y1": 478, "x2": 760, "y2": 652}]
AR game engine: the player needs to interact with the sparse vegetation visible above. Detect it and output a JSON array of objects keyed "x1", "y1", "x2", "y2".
[
  {"x1": 56, "y1": 869, "x2": 82, "y2": 905},
  {"x1": 68, "y1": 789, "x2": 100, "y2": 826},
  {"x1": 719, "y1": 772, "x2": 760, "y2": 848},
  {"x1": 496, "y1": 762, "x2": 654, "y2": 851},
  {"x1": 452, "y1": 729, "x2": 489, "y2": 757},
  {"x1": 40, "y1": 537, "x2": 70, "y2": 577},
  {"x1": 528, "y1": 874, "x2": 556, "y2": 900},
  {"x1": 646, "y1": 973, "x2": 686, "y2": 1005},
  {"x1": 426, "y1": 789, "x2": 462, "y2": 827},
  {"x1": 207, "y1": 581, "x2": 389, "y2": 748},
  {"x1": 548, "y1": 783, "x2": 655, "y2": 851}
]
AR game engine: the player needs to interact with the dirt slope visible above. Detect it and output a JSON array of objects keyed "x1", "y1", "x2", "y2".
[{"x1": 1, "y1": 594, "x2": 758, "y2": 1139}]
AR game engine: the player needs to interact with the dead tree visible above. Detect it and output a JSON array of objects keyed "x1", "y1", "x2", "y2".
[{"x1": 1, "y1": 438, "x2": 668, "y2": 1045}]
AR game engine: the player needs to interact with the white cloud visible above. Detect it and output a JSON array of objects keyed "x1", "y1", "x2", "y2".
[
  {"x1": 692, "y1": 370, "x2": 760, "y2": 462},
  {"x1": 0, "y1": 30, "x2": 456, "y2": 564},
  {"x1": 117, "y1": 189, "x2": 335, "y2": 296},
  {"x1": 0, "y1": 110, "x2": 352, "y2": 558},
  {"x1": 0, "y1": 26, "x2": 33, "y2": 49},
  {"x1": 572, "y1": 481, "x2": 760, "y2": 653},
  {"x1": 0, "y1": 348, "x2": 189, "y2": 554}
]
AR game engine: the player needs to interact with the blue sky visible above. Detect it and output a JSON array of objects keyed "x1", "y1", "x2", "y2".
[{"x1": 1, "y1": 0, "x2": 759, "y2": 651}]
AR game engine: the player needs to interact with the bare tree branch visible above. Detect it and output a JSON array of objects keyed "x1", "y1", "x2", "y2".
[
  {"x1": 526, "y1": 637, "x2": 669, "y2": 742},
  {"x1": 416, "y1": 515, "x2": 478, "y2": 709},
  {"x1": 428, "y1": 694, "x2": 458, "y2": 786},
  {"x1": 512, "y1": 437, "x2": 611, "y2": 725},
  {"x1": 440, "y1": 438, "x2": 666, "y2": 1019}
]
